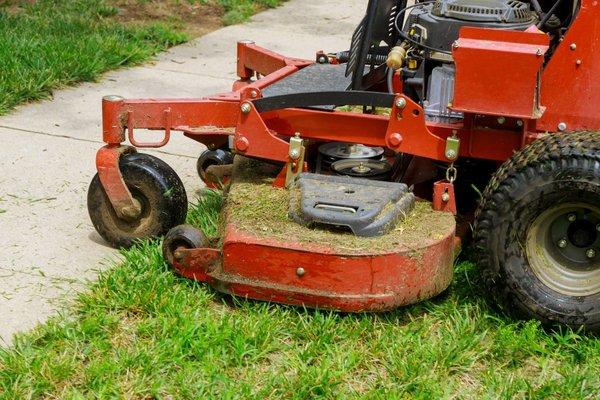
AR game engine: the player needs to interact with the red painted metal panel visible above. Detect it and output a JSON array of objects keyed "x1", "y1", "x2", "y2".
[
  {"x1": 453, "y1": 27, "x2": 549, "y2": 119},
  {"x1": 538, "y1": 0, "x2": 600, "y2": 132},
  {"x1": 213, "y1": 225, "x2": 456, "y2": 311}
]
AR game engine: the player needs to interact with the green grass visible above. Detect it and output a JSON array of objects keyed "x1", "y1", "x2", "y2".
[
  {"x1": 0, "y1": 0, "x2": 188, "y2": 114},
  {"x1": 0, "y1": 0, "x2": 285, "y2": 115},
  {"x1": 1, "y1": 190, "x2": 599, "y2": 399}
]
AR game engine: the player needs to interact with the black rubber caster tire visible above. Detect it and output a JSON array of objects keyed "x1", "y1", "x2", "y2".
[
  {"x1": 88, "y1": 153, "x2": 188, "y2": 248},
  {"x1": 474, "y1": 132, "x2": 600, "y2": 333},
  {"x1": 197, "y1": 149, "x2": 233, "y2": 181},
  {"x1": 162, "y1": 224, "x2": 207, "y2": 267}
]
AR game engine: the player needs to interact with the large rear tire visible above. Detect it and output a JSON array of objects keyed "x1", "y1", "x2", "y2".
[{"x1": 474, "y1": 132, "x2": 600, "y2": 332}]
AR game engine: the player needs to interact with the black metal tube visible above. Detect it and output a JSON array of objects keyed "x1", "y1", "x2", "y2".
[
  {"x1": 537, "y1": 0, "x2": 566, "y2": 28},
  {"x1": 530, "y1": 0, "x2": 543, "y2": 15}
]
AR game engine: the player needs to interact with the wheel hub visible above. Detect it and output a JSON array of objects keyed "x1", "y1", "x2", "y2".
[{"x1": 526, "y1": 203, "x2": 600, "y2": 296}]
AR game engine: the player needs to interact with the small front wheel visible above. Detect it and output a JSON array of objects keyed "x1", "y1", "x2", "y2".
[
  {"x1": 88, "y1": 153, "x2": 188, "y2": 248},
  {"x1": 162, "y1": 225, "x2": 207, "y2": 267},
  {"x1": 197, "y1": 149, "x2": 233, "y2": 181}
]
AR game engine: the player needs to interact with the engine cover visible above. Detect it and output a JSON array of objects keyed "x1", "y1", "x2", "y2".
[{"x1": 405, "y1": 0, "x2": 538, "y2": 52}]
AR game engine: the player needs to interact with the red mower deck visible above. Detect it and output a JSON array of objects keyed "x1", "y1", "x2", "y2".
[{"x1": 170, "y1": 157, "x2": 456, "y2": 311}]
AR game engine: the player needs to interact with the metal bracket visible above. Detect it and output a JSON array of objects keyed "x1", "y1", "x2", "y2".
[
  {"x1": 445, "y1": 134, "x2": 460, "y2": 161},
  {"x1": 127, "y1": 108, "x2": 172, "y2": 148},
  {"x1": 285, "y1": 133, "x2": 305, "y2": 188},
  {"x1": 96, "y1": 145, "x2": 142, "y2": 220},
  {"x1": 433, "y1": 180, "x2": 457, "y2": 215}
]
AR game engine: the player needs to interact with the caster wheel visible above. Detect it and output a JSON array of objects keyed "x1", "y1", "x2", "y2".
[
  {"x1": 475, "y1": 131, "x2": 600, "y2": 332},
  {"x1": 88, "y1": 153, "x2": 188, "y2": 248},
  {"x1": 162, "y1": 224, "x2": 207, "y2": 267},
  {"x1": 197, "y1": 149, "x2": 233, "y2": 181}
]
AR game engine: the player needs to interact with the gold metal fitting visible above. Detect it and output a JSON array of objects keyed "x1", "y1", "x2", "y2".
[{"x1": 386, "y1": 46, "x2": 408, "y2": 70}]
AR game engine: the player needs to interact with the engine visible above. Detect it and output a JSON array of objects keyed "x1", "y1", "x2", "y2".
[{"x1": 390, "y1": 0, "x2": 540, "y2": 123}]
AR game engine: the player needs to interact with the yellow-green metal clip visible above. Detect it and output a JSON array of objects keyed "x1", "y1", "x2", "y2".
[{"x1": 285, "y1": 133, "x2": 305, "y2": 188}]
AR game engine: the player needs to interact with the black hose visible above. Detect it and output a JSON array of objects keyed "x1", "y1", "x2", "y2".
[
  {"x1": 336, "y1": 51, "x2": 388, "y2": 65},
  {"x1": 393, "y1": 1, "x2": 452, "y2": 56},
  {"x1": 387, "y1": 67, "x2": 395, "y2": 94}
]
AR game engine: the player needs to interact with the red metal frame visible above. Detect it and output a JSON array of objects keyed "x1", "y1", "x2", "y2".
[{"x1": 93, "y1": 1, "x2": 600, "y2": 310}]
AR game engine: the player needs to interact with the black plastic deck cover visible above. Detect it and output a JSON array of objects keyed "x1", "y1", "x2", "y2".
[
  {"x1": 262, "y1": 63, "x2": 351, "y2": 97},
  {"x1": 289, "y1": 173, "x2": 415, "y2": 237}
]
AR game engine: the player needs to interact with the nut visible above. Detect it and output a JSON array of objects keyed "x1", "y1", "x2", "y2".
[
  {"x1": 568, "y1": 213, "x2": 577, "y2": 222},
  {"x1": 586, "y1": 249, "x2": 596, "y2": 259},
  {"x1": 557, "y1": 239, "x2": 568, "y2": 249},
  {"x1": 395, "y1": 98, "x2": 407, "y2": 109},
  {"x1": 441, "y1": 192, "x2": 450, "y2": 202},
  {"x1": 296, "y1": 267, "x2": 306, "y2": 277}
]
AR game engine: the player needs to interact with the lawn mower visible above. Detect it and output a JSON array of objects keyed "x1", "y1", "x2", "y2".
[{"x1": 88, "y1": 0, "x2": 600, "y2": 332}]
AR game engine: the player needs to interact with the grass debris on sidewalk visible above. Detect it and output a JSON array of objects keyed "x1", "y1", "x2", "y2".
[
  {"x1": 1, "y1": 191, "x2": 599, "y2": 399},
  {"x1": 0, "y1": 0, "x2": 284, "y2": 115}
]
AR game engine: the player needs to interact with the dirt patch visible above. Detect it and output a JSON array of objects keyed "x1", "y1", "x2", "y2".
[
  {"x1": 0, "y1": 0, "x2": 224, "y2": 37},
  {"x1": 222, "y1": 156, "x2": 455, "y2": 255},
  {"x1": 110, "y1": 0, "x2": 223, "y2": 37}
]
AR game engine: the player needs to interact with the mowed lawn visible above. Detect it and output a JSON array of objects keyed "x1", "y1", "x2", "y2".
[
  {"x1": 1, "y1": 191, "x2": 599, "y2": 399},
  {"x1": 0, "y1": 0, "x2": 283, "y2": 114},
  {"x1": 1, "y1": 1, "x2": 599, "y2": 398}
]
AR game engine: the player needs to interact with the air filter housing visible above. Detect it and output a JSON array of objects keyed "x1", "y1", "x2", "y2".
[{"x1": 431, "y1": 0, "x2": 536, "y2": 23}]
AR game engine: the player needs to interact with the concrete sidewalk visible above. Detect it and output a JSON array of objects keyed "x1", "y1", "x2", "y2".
[{"x1": 0, "y1": 0, "x2": 365, "y2": 346}]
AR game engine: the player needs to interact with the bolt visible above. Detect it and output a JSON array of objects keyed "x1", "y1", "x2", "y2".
[
  {"x1": 452, "y1": 41, "x2": 459, "y2": 49},
  {"x1": 576, "y1": 59, "x2": 582, "y2": 66},
  {"x1": 296, "y1": 267, "x2": 306, "y2": 277},
  {"x1": 121, "y1": 205, "x2": 140, "y2": 219},
  {"x1": 395, "y1": 98, "x2": 407, "y2": 109},
  {"x1": 250, "y1": 90, "x2": 258, "y2": 98},
  {"x1": 568, "y1": 213, "x2": 577, "y2": 222},
  {"x1": 388, "y1": 133, "x2": 403, "y2": 147},
  {"x1": 517, "y1": 120, "x2": 524, "y2": 127},
  {"x1": 570, "y1": 43, "x2": 577, "y2": 50},
  {"x1": 445, "y1": 149, "x2": 457, "y2": 160},
  {"x1": 558, "y1": 122, "x2": 567, "y2": 132},
  {"x1": 536, "y1": 48, "x2": 543, "y2": 56},
  {"x1": 289, "y1": 148, "x2": 300, "y2": 160},
  {"x1": 497, "y1": 117, "x2": 506, "y2": 124},
  {"x1": 235, "y1": 136, "x2": 249, "y2": 152},
  {"x1": 586, "y1": 249, "x2": 596, "y2": 259},
  {"x1": 174, "y1": 249, "x2": 186, "y2": 261},
  {"x1": 557, "y1": 238, "x2": 568, "y2": 249},
  {"x1": 240, "y1": 102, "x2": 252, "y2": 114},
  {"x1": 317, "y1": 55, "x2": 328, "y2": 64},
  {"x1": 441, "y1": 192, "x2": 450, "y2": 202}
]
